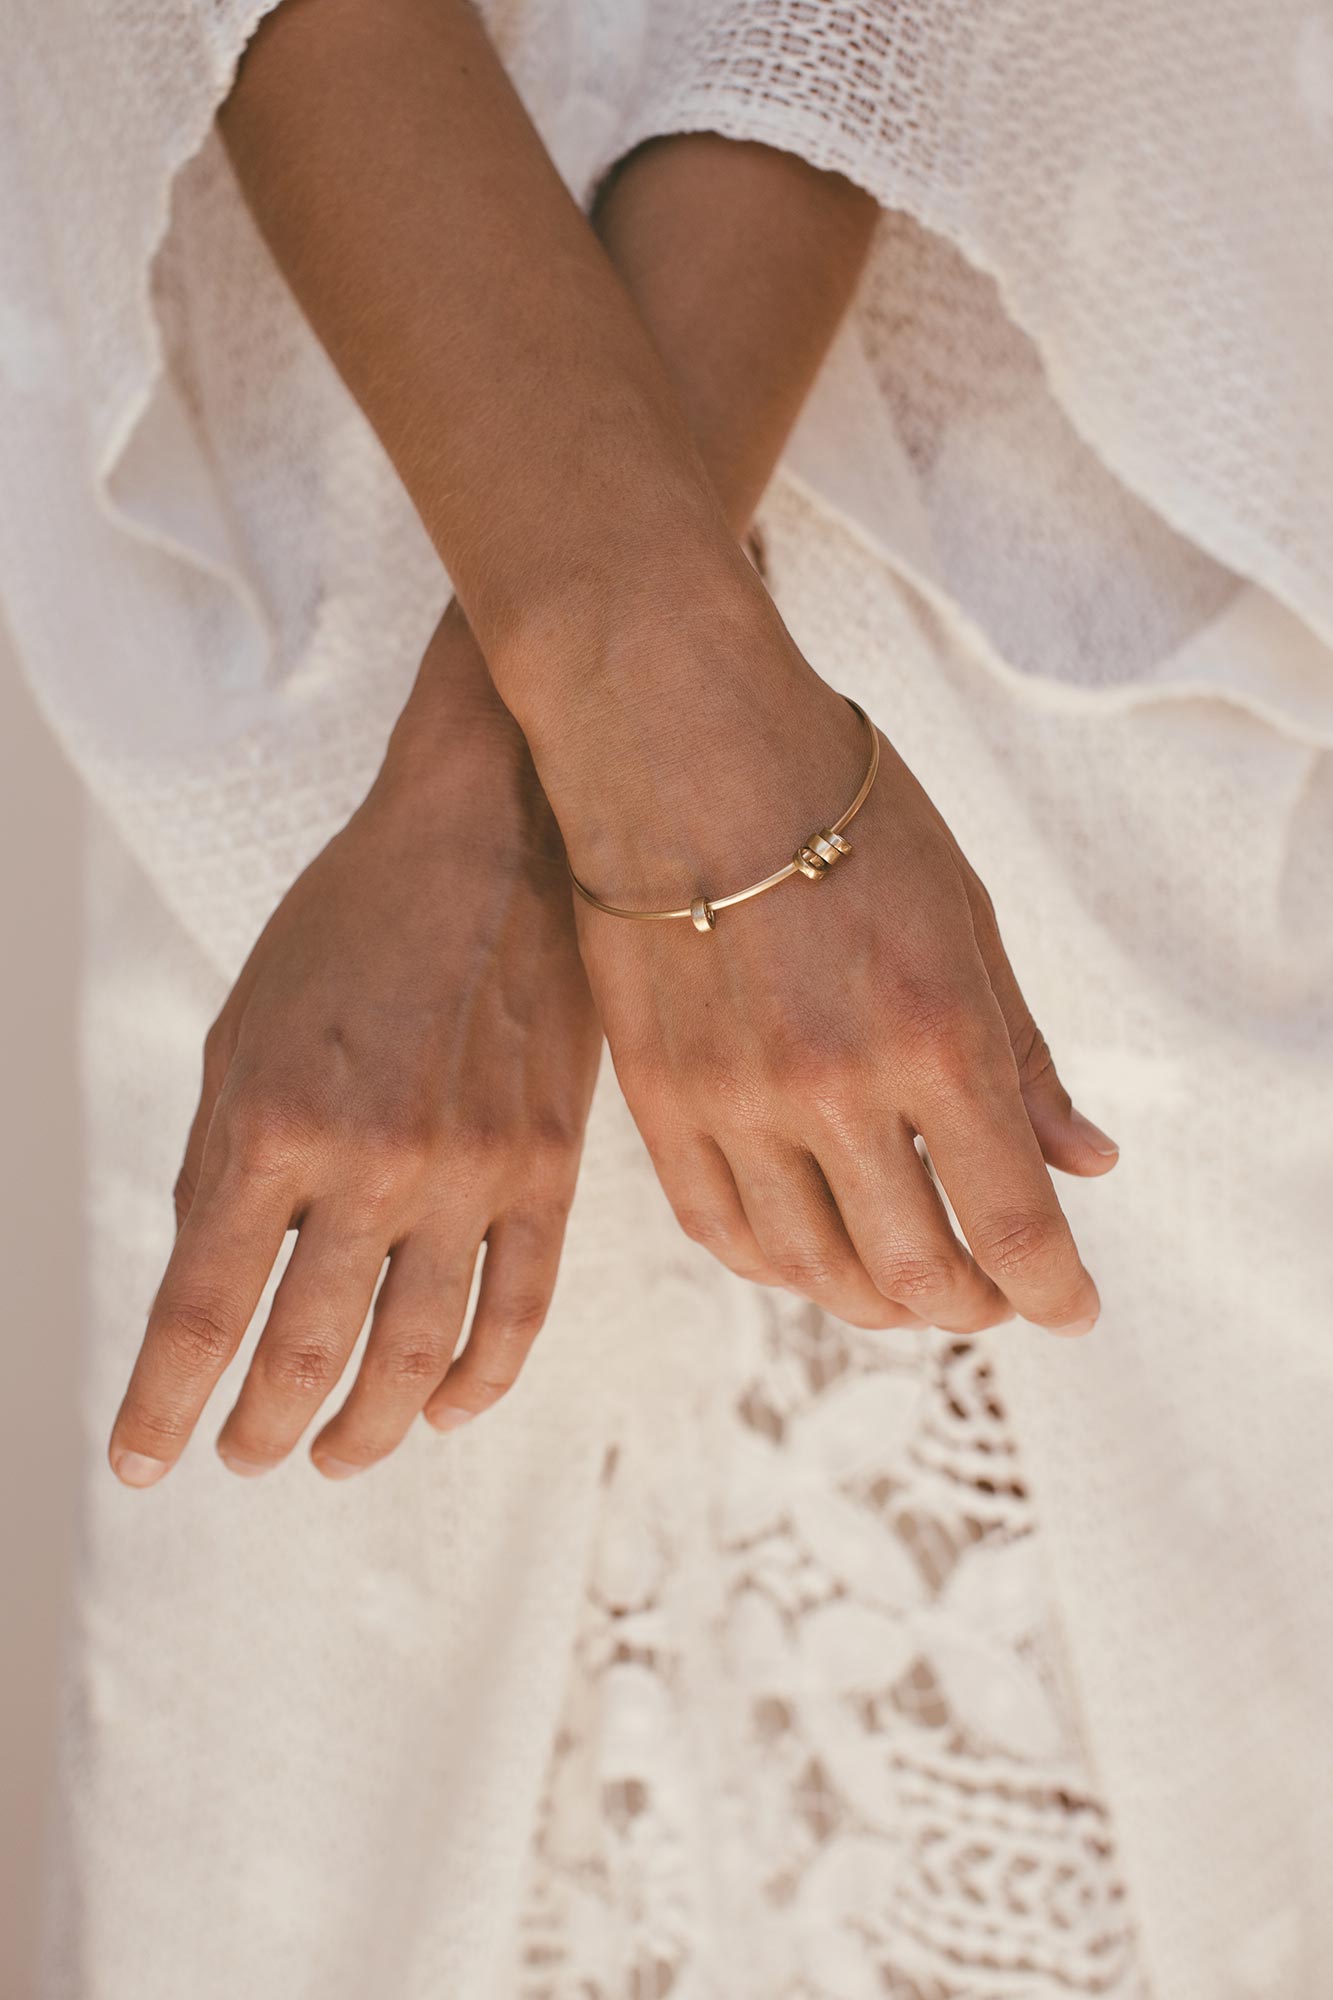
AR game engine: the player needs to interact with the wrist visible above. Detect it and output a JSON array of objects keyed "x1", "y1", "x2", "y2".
[
  {"x1": 372, "y1": 610, "x2": 564, "y2": 868},
  {"x1": 506, "y1": 573, "x2": 868, "y2": 905},
  {"x1": 373, "y1": 713, "x2": 566, "y2": 874},
  {"x1": 481, "y1": 500, "x2": 745, "y2": 728}
]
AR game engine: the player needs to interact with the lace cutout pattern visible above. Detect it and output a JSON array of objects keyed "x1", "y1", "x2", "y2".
[{"x1": 519, "y1": 1295, "x2": 1148, "y2": 1999}]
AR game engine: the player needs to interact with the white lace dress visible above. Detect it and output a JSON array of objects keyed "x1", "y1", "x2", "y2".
[
  {"x1": 521, "y1": 1314, "x2": 1144, "y2": 1999},
  {"x1": 4, "y1": 4, "x2": 1331, "y2": 1998}
]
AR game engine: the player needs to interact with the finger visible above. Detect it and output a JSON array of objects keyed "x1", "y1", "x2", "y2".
[
  {"x1": 424, "y1": 1203, "x2": 569, "y2": 1428},
  {"x1": 965, "y1": 874, "x2": 1119, "y2": 1177},
  {"x1": 728, "y1": 1139, "x2": 924, "y2": 1332},
  {"x1": 912, "y1": 1014, "x2": 1101, "y2": 1334},
  {"x1": 214, "y1": 1206, "x2": 387, "y2": 1475},
  {"x1": 650, "y1": 1133, "x2": 782, "y2": 1286},
  {"x1": 109, "y1": 1174, "x2": 293, "y2": 1487},
  {"x1": 819, "y1": 1114, "x2": 1012, "y2": 1334},
  {"x1": 309, "y1": 1227, "x2": 481, "y2": 1476}
]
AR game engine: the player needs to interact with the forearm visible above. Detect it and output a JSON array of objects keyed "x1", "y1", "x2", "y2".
[
  {"x1": 221, "y1": 0, "x2": 735, "y2": 677},
  {"x1": 222, "y1": 4, "x2": 874, "y2": 742},
  {"x1": 592, "y1": 136, "x2": 877, "y2": 536},
  {"x1": 396, "y1": 132, "x2": 876, "y2": 823}
]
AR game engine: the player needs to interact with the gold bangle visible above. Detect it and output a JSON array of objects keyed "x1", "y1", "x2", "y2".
[{"x1": 567, "y1": 696, "x2": 879, "y2": 933}]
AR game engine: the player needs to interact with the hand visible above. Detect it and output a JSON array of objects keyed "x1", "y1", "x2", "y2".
[
  {"x1": 525, "y1": 575, "x2": 1118, "y2": 1339},
  {"x1": 108, "y1": 607, "x2": 601, "y2": 1487}
]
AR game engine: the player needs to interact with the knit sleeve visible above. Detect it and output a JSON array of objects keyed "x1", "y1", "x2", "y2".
[{"x1": 591, "y1": 0, "x2": 1333, "y2": 725}]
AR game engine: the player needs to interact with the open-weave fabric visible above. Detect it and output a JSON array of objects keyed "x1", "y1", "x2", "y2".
[
  {"x1": 518, "y1": 1311, "x2": 1145, "y2": 1999},
  {"x1": 4, "y1": 3, "x2": 1331, "y2": 1997}
]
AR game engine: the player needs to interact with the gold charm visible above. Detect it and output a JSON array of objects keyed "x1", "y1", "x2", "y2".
[
  {"x1": 690, "y1": 896, "x2": 716, "y2": 933},
  {"x1": 794, "y1": 828, "x2": 852, "y2": 881},
  {"x1": 810, "y1": 828, "x2": 852, "y2": 864}
]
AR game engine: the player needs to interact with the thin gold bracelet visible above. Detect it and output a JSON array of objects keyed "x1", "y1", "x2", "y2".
[{"x1": 567, "y1": 697, "x2": 879, "y2": 933}]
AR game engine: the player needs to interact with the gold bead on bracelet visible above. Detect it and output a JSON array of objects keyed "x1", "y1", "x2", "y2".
[{"x1": 568, "y1": 697, "x2": 879, "y2": 933}]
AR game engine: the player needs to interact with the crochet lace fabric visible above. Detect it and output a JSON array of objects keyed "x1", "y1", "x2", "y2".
[
  {"x1": 517, "y1": 1305, "x2": 1146, "y2": 2000},
  {"x1": 590, "y1": 0, "x2": 1333, "y2": 657}
]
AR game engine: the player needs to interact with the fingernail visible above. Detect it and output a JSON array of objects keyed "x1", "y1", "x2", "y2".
[
  {"x1": 112, "y1": 1449, "x2": 168, "y2": 1488},
  {"x1": 312, "y1": 1455, "x2": 363, "y2": 1480},
  {"x1": 427, "y1": 1405, "x2": 473, "y2": 1433},
  {"x1": 1053, "y1": 1313, "x2": 1099, "y2": 1337},
  {"x1": 1071, "y1": 1109, "x2": 1119, "y2": 1157},
  {"x1": 216, "y1": 1447, "x2": 271, "y2": 1478}
]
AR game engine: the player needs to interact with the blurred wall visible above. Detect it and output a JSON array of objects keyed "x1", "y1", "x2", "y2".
[{"x1": 0, "y1": 623, "x2": 84, "y2": 1999}]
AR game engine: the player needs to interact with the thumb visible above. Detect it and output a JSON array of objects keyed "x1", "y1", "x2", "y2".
[{"x1": 964, "y1": 869, "x2": 1119, "y2": 1177}]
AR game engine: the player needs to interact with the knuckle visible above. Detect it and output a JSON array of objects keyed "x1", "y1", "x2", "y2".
[
  {"x1": 898, "y1": 1002, "x2": 985, "y2": 1089},
  {"x1": 362, "y1": 1113, "x2": 434, "y2": 1174},
  {"x1": 920, "y1": 1026, "x2": 1007, "y2": 1102},
  {"x1": 892, "y1": 974, "x2": 970, "y2": 1044},
  {"x1": 260, "y1": 1338, "x2": 344, "y2": 1396},
  {"x1": 868, "y1": 1249, "x2": 956, "y2": 1306},
  {"x1": 222, "y1": 1092, "x2": 311, "y2": 1181},
  {"x1": 455, "y1": 1120, "x2": 507, "y2": 1169},
  {"x1": 347, "y1": 1154, "x2": 407, "y2": 1220},
  {"x1": 673, "y1": 1205, "x2": 737, "y2": 1253},
  {"x1": 633, "y1": 1050, "x2": 746, "y2": 1129},
  {"x1": 765, "y1": 1022, "x2": 859, "y2": 1103},
  {"x1": 342, "y1": 1120, "x2": 431, "y2": 1200},
  {"x1": 375, "y1": 1344, "x2": 448, "y2": 1389},
  {"x1": 339, "y1": 1148, "x2": 435, "y2": 1237},
  {"x1": 488, "y1": 1296, "x2": 549, "y2": 1345},
  {"x1": 978, "y1": 1211, "x2": 1064, "y2": 1281},
  {"x1": 439, "y1": 1123, "x2": 515, "y2": 1201},
  {"x1": 704, "y1": 1055, "x2": 771, "y2": 1125},
  {"x1": 157, "y1": 1298, "x2": 236, "y2": 1373},
  {"x1": 769, "y1": 1248, "x2": 843, "y2": 1294}
]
